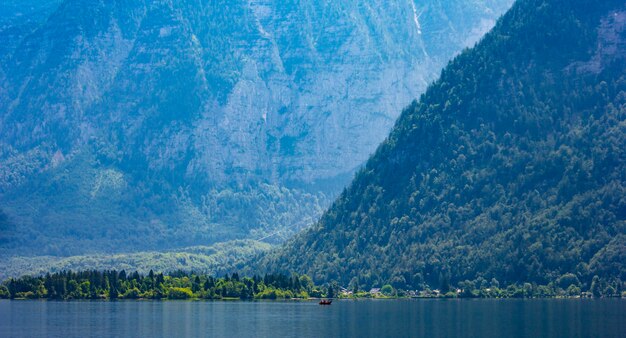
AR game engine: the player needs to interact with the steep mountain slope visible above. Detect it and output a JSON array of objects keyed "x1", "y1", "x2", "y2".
[
  {"x1": 261, "y1": 0, "x2": 626, "y2": 291},
  {"x1": 0, "y1": 0, "x2": 513, "y2": 257}
]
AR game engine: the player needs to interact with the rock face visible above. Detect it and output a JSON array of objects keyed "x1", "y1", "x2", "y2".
[{"x1": 0, "y1": 0, "x2": 512, "y2": 256}]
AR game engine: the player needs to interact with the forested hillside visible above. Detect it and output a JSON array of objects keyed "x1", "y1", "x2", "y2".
[{"x1": 260, "y1": 0, "x2": 626, "y2": 294}]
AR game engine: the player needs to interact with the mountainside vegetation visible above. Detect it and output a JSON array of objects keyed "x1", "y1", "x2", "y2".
[
  {"x1": 260, "y1": 0, "x2": 626, "y2": 293},
  {"x1": 0, "y1": 240, "x2": 271, "y2": 282}
]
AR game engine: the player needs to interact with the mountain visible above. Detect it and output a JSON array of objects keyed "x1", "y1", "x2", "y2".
[
  {"x1": 260, "y1": 0, "x2": 626, "y2": 291},
  {"x1": 0, "y1": 0, "x2": 513, "y2": 258}
]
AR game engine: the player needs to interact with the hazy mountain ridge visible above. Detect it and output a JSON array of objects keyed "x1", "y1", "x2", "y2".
[{"x1": 0, "y1": 0, "x2": 513, "y2": 257}]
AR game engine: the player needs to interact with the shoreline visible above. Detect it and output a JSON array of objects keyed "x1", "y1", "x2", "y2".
[{"x1": 3, "y1": 295, "x2": 624, "y2": 302}]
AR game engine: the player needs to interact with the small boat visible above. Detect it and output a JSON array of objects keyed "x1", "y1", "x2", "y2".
[{"x1": 319, "y1": 299, "x2": 332, "y2": 305}]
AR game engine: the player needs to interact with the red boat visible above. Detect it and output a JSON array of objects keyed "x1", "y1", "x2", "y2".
[{"x1": 319, "y1": 299, "x2": 332, "y2": 305}]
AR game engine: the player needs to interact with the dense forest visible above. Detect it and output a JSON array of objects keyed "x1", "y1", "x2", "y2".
[
  {"x1": 258, "y1": 0, "x2": 626, "y2": 293},
  {"x1": 0, "y1": 271, "x2": 323, "y2": 300}
]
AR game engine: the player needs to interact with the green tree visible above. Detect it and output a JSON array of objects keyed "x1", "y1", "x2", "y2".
[
  {"x1": 603, "y1": 286, "x2": 616, "y2": 297},
  {"x1": 327, "y1": 285, "x2": 335, "y2": 298},
  {"x1": 557, "y1": 273, "x2": 580, "y2": 290},
  {"x1": 168, "y1": 287, "x2": 193, "y2": 299},
  {"x1": 590, "y1": 276, "x2": 601, "y2": 298},
  {"x1": 439, "y1": 272, "x2": 450, "y2": 294},
  {"x1": 567, "y1": 285, "x2": 581, "y2": 297},
  {"x1": 299, "y1": 275, "x2": 314, "y2": 292},
  {"x1": 123, "y1": 287, "x2": 140, "y2": 299},
  {"x1": 523, "y1": 283, "x2": 533, "y2": 298},
  {"x1": 381, "y1": 284, "x2": 394, "y2": 297},
  {"x1": 192, "y1": 276, "x2": 201, "y2": 293},
  {"x1": 110, "y1": 287, "x2": 119, "y2": 299},
  {"x1": 0, "y1": 285, "x2": 9, "y2": 299}
]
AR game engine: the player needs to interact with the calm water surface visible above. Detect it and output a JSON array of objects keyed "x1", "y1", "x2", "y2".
[{"x1": 0, "y1": 299, "x2": 624, "y2": 338}]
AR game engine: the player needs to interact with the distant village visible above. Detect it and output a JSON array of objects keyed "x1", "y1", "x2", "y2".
[
  {"x1": 336, "y1": 285, "x2": 599, "y2": 299},
  {"x1": 337, "y1": 286, "x2": 459, "y2": 298}
]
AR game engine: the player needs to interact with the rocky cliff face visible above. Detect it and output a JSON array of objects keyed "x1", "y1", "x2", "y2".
[{"x1": 0, "y1": 0, "x2": 512, "y2": 256}]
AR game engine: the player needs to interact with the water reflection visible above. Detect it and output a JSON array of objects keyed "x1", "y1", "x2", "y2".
[{"x1": 0, "y1": 299, "x2": 624, "y2": 338}]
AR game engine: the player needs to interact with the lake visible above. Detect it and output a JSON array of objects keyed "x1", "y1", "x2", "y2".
[{"x1": 0, "y1": 299, "x2": 624, "y2": 337}]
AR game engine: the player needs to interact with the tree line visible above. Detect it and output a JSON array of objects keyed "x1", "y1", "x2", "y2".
[
  {"x1": 1, "y1": 270, "x2": 623, "y2": 300},
  {"x1": 0, "y1": 270, "x2": 328, "y2": 300}
]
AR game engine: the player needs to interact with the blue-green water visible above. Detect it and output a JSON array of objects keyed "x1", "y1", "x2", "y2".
[{"x1": 0, "y1": 299, "x2": 624, "y2": 338}]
